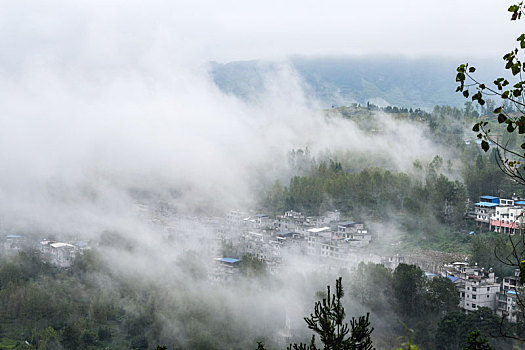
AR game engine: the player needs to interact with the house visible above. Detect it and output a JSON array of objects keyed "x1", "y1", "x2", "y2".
[
  {"x1": 496, "y1": 269, "x2": 522, "y2": 323},
  {"x1": 3, "y1": 234, "x2": 25, "y2": 255},
  {"x1": 442, "y1": 262, "x2": 499, "y2": 313},
  {"x1": 490, "y1": 204, "x2": 525, "y2": 233},
  {"x1": 474, "y1": 200, "x2": 498, "y2": 225},
  {"x1": 38, "y1": 240, "x2": 78, "y2": 268}
]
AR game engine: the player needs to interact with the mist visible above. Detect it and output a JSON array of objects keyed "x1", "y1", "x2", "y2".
[{"x1": 0, "y1": 2, "x2": 485, "y2": 349}]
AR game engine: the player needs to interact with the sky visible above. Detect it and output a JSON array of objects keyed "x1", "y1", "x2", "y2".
[{"x1": 0, "y1": 0, "x2": 520, "y2": 65}]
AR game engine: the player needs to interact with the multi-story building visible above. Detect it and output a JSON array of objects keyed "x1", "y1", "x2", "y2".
[
  {"x1": 3, "y1": 234, "x2": 25, "y2": 255},
  {"x1": 474, "y1": 197, "x2": 498, "y2": 225},
  {"x1": 497, "y1": 269, "x2": 522, "y2": 323},
  {"x1": 38, "y1": 240, "x2": 78, "y2": 268},
  {"x1": 490, "y1": 204, "x2": 525, "y2": 233},
  {"x1": 472, "y1": 195, "x2": 525, "y2": 233},
  {"x1": 442, "y1": 262, "x2": 499, "y2": 313}
]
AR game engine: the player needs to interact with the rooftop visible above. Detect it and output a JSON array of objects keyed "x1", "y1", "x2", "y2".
[
  {"x1": 447, "y1": 275, "x2": 460, "y2": 283},
  {"x1": 337, "y1": 221, "x2": 356, "y2": 226},
  {"x1": 480, "y1": 195, "x2": 499, "y2": 200},
  {"x1": 50, "y1": 242, "x2": 75, "y2": 249},
  {"x1": 307, "y1": 227, "x2": 331, "y2": 233},
  {"x1": 474, "y1": 202, "x2": 498, "y2": 207},
  {"x1": 217, "y1": 257, "x2": 240, "y2": 264}
]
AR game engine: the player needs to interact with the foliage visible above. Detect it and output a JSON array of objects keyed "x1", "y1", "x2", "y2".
[
  {"x1": 263, "y1": 158, "x2": 467, "y2": 229},
  {"x1": 435, "y1": 308, "x2": 505, "y2": 350},
  {"x1": 456, "y1": 3, "x2": 525, "y2": 185},
  {"x1": 239, "y1": 254, "x2": 267, "y2": 277},
  {"x1": 392, "y1": 264, "x2": 427, "y2": 316},
  {"x1": 396, "y1": 325, "x2": 419, "y2": 350},
  {"x1": 349, "y1": 263, "x2": 392, "y2": 310},
  {"x1": 463, "y1": 330, "x2": 492, "y2": 350},
  {"x1": 426, "y1": 277, "x2": 460, "y2": 314},
  {"x1": 288, "y1": 277, "x2": 375, "y2": 350}
]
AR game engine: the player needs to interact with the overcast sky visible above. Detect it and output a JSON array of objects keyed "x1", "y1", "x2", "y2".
[{"x1": 0, "y1": 0, "x2": 520, "y2": 65}]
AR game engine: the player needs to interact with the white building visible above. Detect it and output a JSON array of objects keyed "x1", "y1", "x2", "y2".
[
  {"x1": 39, "y1": 240, "x2": 78, "y2": 268},
  {"x1": 3, "y1": 234, "x2": 25, "y2": 255},
  {"x1": 442, "y1": 262, "x2": 499, "y2": 313},
  {"x1": 490, "y1": 204, "x2": 525, "y2": 234}
]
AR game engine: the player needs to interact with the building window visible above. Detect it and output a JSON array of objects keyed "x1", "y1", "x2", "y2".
[
  {"x1": 472, "y1": 304, "x2": 477, "y2": 308},
  {"x1": 472, "y1": 287, "x2": 477, "y2": 292},
  {"x1": 487, "y1": 287, "x2": 490, "y2": 291},
  {"x1": 472, "y1": 295, "x2": 477, "y2": 299}
]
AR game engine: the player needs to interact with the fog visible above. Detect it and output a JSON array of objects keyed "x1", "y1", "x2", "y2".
[{"x1": 0, "y1": 2, "x2": 479, "y2": 348}]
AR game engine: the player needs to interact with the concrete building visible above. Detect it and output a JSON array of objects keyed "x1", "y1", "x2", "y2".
[
  {"x1": 38, "y1": 240, "x2": 78, "y2": 268},
  {"x1": 3, "y1": 234, "x2": 25, "y2": 255},
  {"x1": 497, "y1": 269, "x2": 522, "y2": 323},
  {"x1": 442, "y1": 262, "x2": 499, "y2": 313},
  {"x1": 490, "y1": 204, "x2": 525, "y2": 233}
]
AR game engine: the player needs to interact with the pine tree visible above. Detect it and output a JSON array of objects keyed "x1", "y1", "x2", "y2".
[{"x1": 288, "y1": 277, "x2": 375, "y2": 350}]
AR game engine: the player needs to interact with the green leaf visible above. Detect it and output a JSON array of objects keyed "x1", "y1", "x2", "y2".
[
  {"x1": 469, "y1": 67, "x2": 476, "y2": 73},
  {"x1": 520, "y1": 124, "x2": 525, "y2": 134},
  {"x1": 463, "y1": 90, "x2": 469, "y2": 98},
  {"x1": 479, "y1": 84, "x2": 486, "y2": 89},
  {"x1": 494, "y1": 107, "x2": 503, "y2": 113},
  {"x1": 481, "y1": 140, "x2": 490, "y2": 152},
  {"x1": 521, "y1": 142, "x2": 525, "y2": 149},
  {"x1": 508, "y1": 123, "x2": 516, "y2": 132},
  {"x1": 498, "y1": 113, "x2": 507, "y2": 123},
  {"x1": 472, "y1": 123, "x2": 480, "y2": 132},
  {"x1": 509, "y1": 5, "x2": 519, "y2": 12}
]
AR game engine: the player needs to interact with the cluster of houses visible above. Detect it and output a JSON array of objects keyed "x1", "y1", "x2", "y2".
[
  {"x1": 2, "y1": 234, "x2": 90, "y2": 268},
  {"x1": 221, "y1": 209, "x2": 373, "y2": 267},
  {"x1": 473, "y1": 195, "x2": 525, "y2": 233},
  {"x1": 442, "y1": 262, "x2": 522, "y2": 323}
]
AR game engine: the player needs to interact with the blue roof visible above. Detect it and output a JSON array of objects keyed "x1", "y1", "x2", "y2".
[
  {"x1": 480, "y1": 195, "x2": 499, "y2": 200},
  {"x1": 219, "y1": 258, "x2": 240, "y2": 264},
  {"x1": 6, "y1": 234, "x2": 22, "y2": 239},
  {"x1": 507, "y1": 290, "x2": 520, "y2": 295},
  {"x1": 447, "y1": 275, "x2": 460, "y2": 283},
  {"x1": 474, "y1": 202, "x2": 498, "y2": 207},
  {"x1": 516, "y1": 201, "x2": 525, "y2": 205}
]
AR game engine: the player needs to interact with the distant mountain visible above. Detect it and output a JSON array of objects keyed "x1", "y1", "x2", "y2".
[{"x1": 209, "y1": 56, "x2": 502, "y2": 109}]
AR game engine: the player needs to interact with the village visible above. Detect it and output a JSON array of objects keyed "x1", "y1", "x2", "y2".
[{"x1": 2, "y1": 193, "x2": 525, "y2": 327}]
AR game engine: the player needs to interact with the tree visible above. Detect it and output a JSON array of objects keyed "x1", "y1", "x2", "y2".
[
  {"x1": 392, "y1": 264, "x2": 427, "y2": 316},
  {"x1": 288, "y1": 277, "x2": 375, "y2": 350},
  {"x1": 426, "y1": 277, "x2": 460, "y2": 314},
  {"x1": 456, "y1": 2, "x2": 525, "y2": 341},
  {"x1": 463, "y1": 330, "x2": 492, "y2": 350},
  {"x1": 456, "y1": 3, "x2": 525, "y2": 185}
]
